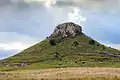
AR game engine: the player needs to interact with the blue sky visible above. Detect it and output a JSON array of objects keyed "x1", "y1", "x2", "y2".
[{"x1": 0, "y1": 0, "x2": 120, "y2": 59}]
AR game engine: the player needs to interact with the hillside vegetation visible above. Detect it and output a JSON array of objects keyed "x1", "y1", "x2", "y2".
[{"x1": 0, "y1": 22, "x2": 120, "y2": 70}]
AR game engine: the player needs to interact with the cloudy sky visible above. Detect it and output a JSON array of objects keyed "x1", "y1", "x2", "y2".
[{"x1": 0, "y1": 0, "x2": 120, "y2": 59}]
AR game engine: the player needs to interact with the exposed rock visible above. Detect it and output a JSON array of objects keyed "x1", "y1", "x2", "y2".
[{"x1": 49, "y1": 22, "x2": 82, "y2": 40}]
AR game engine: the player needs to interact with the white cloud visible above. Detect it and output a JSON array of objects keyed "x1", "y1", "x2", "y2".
[
  {"x1": 24, "y1": 0, "x2": 57, "y2": 9},
  {"x1": 0, "y1": 32, "x2": 40, "y2": 51},
  {"x1": 43, "y1": 0, "x2": 56, "y2": 8},
  {"x1": 0, "y1": 0, "x2": 120, "y2": 14},
  {"x1": 22, "y1": 0, "x2": 120, "y2": 12},
  {"x1": 68, "y1": 7, "x2": 86, "y2": 26},
  {"x1": 24, "y1": 0, "x2": 45, "y2": 3},
  {"x1": 56, "y1": 0, "x2": 120, "y2": 13},
  {"x1": 39, "y1": 0, "x2": 87, "y2": 26},
  {"x1": 0, "y1": 41, "x2": 30, "y2": 51}
]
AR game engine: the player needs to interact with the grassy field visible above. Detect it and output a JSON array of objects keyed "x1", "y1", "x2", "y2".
[{"x1": 0, "y1": 68, "x2": 120, "y2": 80}]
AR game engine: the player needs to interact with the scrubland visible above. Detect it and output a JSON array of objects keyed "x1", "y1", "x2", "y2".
[{"x1": 0, "y1": 68, "x2": 120, "y2": 80}]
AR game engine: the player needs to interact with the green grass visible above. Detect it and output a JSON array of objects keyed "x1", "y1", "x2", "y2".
[{"x1": 0, "y1": 33, "x2": 120, "y2": 70}]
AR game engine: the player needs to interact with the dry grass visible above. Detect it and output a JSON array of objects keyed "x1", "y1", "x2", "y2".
[{"x1": 0, "y1": 67, "x2": 120, "y2": 80}]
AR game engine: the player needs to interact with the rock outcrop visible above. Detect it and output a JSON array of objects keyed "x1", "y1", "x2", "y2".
[{"x1": 49, "y1": 22, "x2": 82, "y2": 40}]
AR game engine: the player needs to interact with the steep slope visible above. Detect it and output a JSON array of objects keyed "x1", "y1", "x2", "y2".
[{"x1": 0, "y1": 22, "x2": 120, "y2": 70}]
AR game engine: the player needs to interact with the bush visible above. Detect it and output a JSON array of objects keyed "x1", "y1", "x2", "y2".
[
  {"x1": 102, "y1": 45, "x2": 106, "y2": 50},
  {"x1": 89, "y1": 39, "x2": 95, "y2": 45},
  {"x1": 82, "y1": 61, "x2": 85, "y2": 64},
  {"x1": 97, "y1": 44, "x2": 100, "y2": 46},
  {"x1": 49, "y1": 39, "x2": 56, "y2": 46},
  {"x1": 65, "y1": 61, "x2": 67, "y2": 62},
  {"x1": 56, "y1": 52, "x2": 59, "y2": 55},
  {"x1": 73, "y1": 41, "x2": 79, "y2": 47},
  {"x1": 46, "y1": 37, "x2": 49, "y2": 39},
  {"x1": 109, "y1": 47, "x2": 111, "y2": 48},
  {"x1": 75, "y1": 61, "x2": 78, "y2": 63}
]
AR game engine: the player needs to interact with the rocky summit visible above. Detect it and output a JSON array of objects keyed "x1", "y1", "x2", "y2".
[{"x1": 49, "y1": 22, "x2": 82, "y2": 39}]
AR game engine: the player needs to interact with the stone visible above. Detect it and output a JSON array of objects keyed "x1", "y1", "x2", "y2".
[{"x1": 49, "y1": 22, "x2": 82, "y2": 40}]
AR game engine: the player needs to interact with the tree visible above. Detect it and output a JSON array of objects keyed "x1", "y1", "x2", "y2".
[
  {"x1": 97, "y1": 44, "x2": 100, "y2": 46},
  {"x1": 73, "y1": 41, "x2": 79, "y2": 47},
  {"x1": 49, "y1": 39, "x2": 56, "y2": 46},
  {"x1": 102, "y1": 45, "x2": 106, "y2": 50},
  {"x1": 89, "y1": 39, "x2": 95, "y2": 45}
]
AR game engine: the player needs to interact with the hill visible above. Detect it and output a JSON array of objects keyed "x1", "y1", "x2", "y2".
[{"x1": 0, "y1": 22, "x2": 120, "y2": 70}]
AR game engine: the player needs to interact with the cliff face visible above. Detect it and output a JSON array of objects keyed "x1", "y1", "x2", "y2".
[{"x1": 49, "y1": 22, "x2": 82, "y2": 40}]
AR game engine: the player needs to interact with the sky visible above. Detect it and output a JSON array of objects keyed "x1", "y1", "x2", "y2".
[{"x1": 0, "y1": 0, "x2": 120, "y2": 59}]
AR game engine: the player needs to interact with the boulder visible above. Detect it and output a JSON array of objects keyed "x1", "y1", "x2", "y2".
[{"x1": 49, "y1": 22, "x2": 82, "y2": 40}]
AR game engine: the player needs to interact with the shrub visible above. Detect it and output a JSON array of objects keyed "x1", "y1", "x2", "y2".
[
  {"x1": 73, "y1": 41, "x2": 79, "y2": 47},
  {"x1": 75, "y1": 61, "x2": 78, "y2": 63},
  {"x1": 56, "y1": 52, "x2": 59, "y2": 55},
  {"x1": 49, "y1": 39, "x2": 56, "y2": 46},
  {"x1": 82, "y1": 61, "x2": 85, "y2": 64},
  {"x1": 89, "y1": 39, "x2": 95, "y2": 45},
  {"x1": 97, "y1": 44, "x2": 100, "y2": 46},
  {"x1": 102, "y1": 45, "x2": 106, "y2": 50},
  {"x1": 65, "y1": 61, "x2": 67, "y2": 62}
]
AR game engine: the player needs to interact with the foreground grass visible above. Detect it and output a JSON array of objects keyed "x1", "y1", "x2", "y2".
[{"x1": 0, "y1": 68, "x2": 120, "y2": 80}]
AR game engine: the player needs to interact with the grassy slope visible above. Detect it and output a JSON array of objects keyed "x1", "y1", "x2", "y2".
[{"x1": 0, "y1": 33, "x2": 120, "y2": 70}]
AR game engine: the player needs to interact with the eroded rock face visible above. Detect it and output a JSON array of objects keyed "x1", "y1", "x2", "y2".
[{"x1": 49, "y1": 22, "x2": 82, "y2": 39}]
